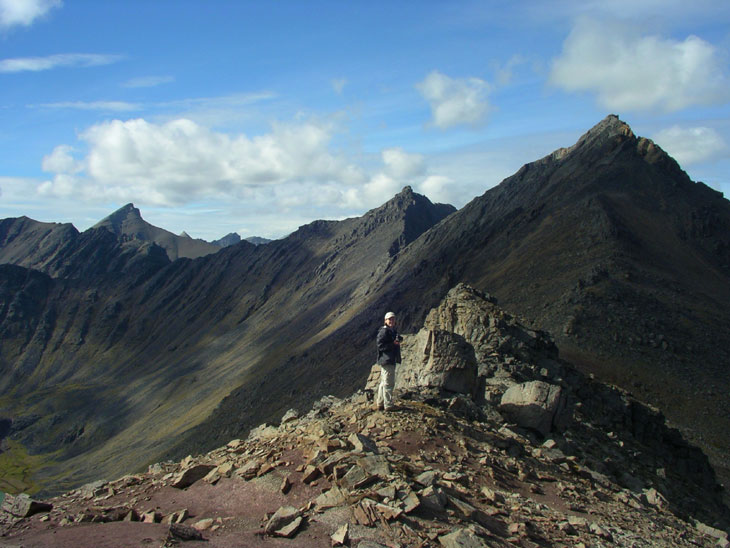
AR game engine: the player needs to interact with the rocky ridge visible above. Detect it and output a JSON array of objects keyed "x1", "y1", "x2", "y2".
[
  {"x1": 1, "y1": 115, "x2": 728, "y2": 512},
  {"x1": 0, "y1": 186, "x2": 456, "y2": 495},
  {"x1": 1, "y1": 284, "x2": 728, "y2": 547}
]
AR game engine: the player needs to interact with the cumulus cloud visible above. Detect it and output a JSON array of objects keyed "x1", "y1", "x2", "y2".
[
  {"x1": 41, "y1": 144, "x2": 82, "y2": 173},
  {"x1": 0, "y1": 53, "x2": 122, "y2": 73},
  {"x1": 416, "y1": 70, "x2": 492, "y2": 129},
  {"x1": 417, "y1": 175, "x2": 453, "y2": 204},
  {"x1": 652, "y1": 125, "x2": 727, "y2": 166},
  {"x1": 0, "y1": 0, "x2": 60, "y2": 28},
  {"x1": 549, "y1": 17, "x2": 730, "y2": 112},
  {"x1": 382, "y1": 147, "x2": 425, "y2": 179},
  {"x1": 39, "y1": 117, "x2": 368, "y2": 206}
]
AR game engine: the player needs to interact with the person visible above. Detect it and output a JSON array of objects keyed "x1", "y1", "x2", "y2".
[{"x1": 375, "y1": 311, "x2": 402, "y2": 411}]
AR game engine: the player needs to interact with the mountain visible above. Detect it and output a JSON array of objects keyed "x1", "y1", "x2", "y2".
[
  {"x1": 244, "y1": 236, "x2": 272, "y2": 246},
  {"x1": 211, "y1": 233, "x2": 273, "y2": 248},
  {"x1": 0, "y1": 186, "x2": 456, "y2": 494},
  {"x1": 93, "y1": 203, "x2": 221, "y2": 260},
  {"x1": 0, "y1": 217, "x2": 80, "y2": 277},
  {"x1": 0, "y1": 115, "x2": 728, "y2": 513},
  {"x1": 1, "y1": 285, "x2": 728, "y2": 546},
  {"x1": 355, "y1": 114, "x2": 730, "y2": 487},
  {"x1": 181, "y1": 115, "x2": 730, "y2": 496},
  {"x1": 211, "y1": 232, "x2": 241, "y2": 247}
]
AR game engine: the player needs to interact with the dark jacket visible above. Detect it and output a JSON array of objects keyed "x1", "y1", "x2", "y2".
[{"x1": 377, "y1": 325, "x2": 401, "y2": 365}]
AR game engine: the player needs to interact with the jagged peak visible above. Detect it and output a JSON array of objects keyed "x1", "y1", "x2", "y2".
[
  {"x1": 398, "y1": 185, "x2": 415, "y2": 198},
  {"x1": 179, "y1": 231, "x2": 191, "y2": 239},
  {"x1": 550, "y1": 114, "x2": 635, "y2": 161},
  {"x1": 92, "y1": 203, "x2": 144, "y2": 234},
  {"x1": 585, "y1": 114, "x2": 634, "y2": 140},
  {"x1": 109, "y1": 203, "x2": 141, "y2": 219},
  {"x1": 373, "y1": 185, "x2": 452, "y2": 217}
]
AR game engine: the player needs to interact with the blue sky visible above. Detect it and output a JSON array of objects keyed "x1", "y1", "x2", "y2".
[{"x1": 1, "y1": 0, "x2": 729, "y2": 240}]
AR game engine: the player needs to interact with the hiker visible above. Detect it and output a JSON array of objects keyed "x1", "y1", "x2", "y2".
[{"x1": 375, "y1": 311, "x2": 402, "y2": 411}]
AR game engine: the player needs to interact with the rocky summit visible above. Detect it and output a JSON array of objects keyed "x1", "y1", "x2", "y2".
[{"x1": 1, "y1": 285, "x2": 728, "y2": 547}]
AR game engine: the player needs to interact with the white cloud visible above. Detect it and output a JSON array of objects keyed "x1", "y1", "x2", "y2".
[
  {"x1": 36, "y1": 100, "x2": 141, "y2": 111},
  {"x1": 652, "y1": 125, "x2": 727, "y2": 166},
  {"x1": 39, "y1": 117, "x2": 368, "y2": 207},
  {"x1": 549, "y1": 17, "x2": 730, "y2": 112},
  {"x1": 0, "y1": 0, "x2": 60, "y2": 28},
  {"x1": 42, "y1": 144, "x2": 82, "y2": 173},
  {"x1": 417, "y1": 175, "x2": 453, "y2": 204},
  {"x1": 0, "y1": 53, "x2": 122, "y2": 73},
  {"x1": 494, "y1": 54, "x2": 527, "y2": 86},
  {"x1": 123, "y1": 75, "x2": 174, "y2": 88},
  {"x1": 416, "y1": 70, "x2": 492, "y2": 129},
  {"x1": 347, "y1": 173, "x2": 402, "y2": 209},
  {"x1": 382, "y1": 147, "x2": 425, "y2": 179},
  {"x1": 332, "y1": 78, "x2": 347, "y2": 95}
]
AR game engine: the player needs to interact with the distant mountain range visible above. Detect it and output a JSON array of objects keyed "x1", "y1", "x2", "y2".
[
  {"x1": 0, "y1": 203, "x2": 269, "y2": 272},
  {"x1": 0, "y1": 115, "x2": 728, "y2": 502}
]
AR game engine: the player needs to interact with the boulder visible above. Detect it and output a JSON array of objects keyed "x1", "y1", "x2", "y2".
[
  {"x1": 1, "y1": 494, "x2": 52, "y2": 518},
  {"x1": 171, "y1": 463, "x2": 216, "y2": 489},
  {"x1": 499, "y1": 381, "x2": 567, "y2": 435},
  {"x1": 331, "y1": 523, "x2": 349, "y2": 546},
  {"x1": 397, "y1": 329, "x2": 479, "y2": 396},
  {"x1": 169, "y1": 523, "x2": 204, "y2": 541},
  {"x1": 438, "y1": 527, "x2": 490, "y2": 547},
  {"x1": 348, "y1": 432, "x2": 378, "y2": 454},
  {"x1": 264, "y1": 506, "x2": 302, "y2": 537}
]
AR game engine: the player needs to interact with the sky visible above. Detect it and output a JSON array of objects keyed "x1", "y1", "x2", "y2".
[{"x1": 1, "y1": 0, "x2": 729, "y2": 240}]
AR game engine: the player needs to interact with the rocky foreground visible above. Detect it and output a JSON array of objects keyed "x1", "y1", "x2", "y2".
[
  {"x1": 1, "y1": 284, "x2": 729, "y2": 547},
  {"x1": 0, "y1": 394, "x2": 727, "y2": 548}
]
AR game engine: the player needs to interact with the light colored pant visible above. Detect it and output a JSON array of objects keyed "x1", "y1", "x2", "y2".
[{"x1": 376, "y1": 364, "x2": 396, "y2": 410}]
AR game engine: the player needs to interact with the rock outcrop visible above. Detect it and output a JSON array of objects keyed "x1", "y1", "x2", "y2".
[
  {"x1": 367, "y1": 284, "x2": 727, "y2": 531},
  {"x1": 499, "y1": 380, "x2": 567, "y2": 436}
]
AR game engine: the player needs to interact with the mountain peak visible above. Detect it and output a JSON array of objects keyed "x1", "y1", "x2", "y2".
[
  {"x1": 588, "y1": 113, "x2": 634, "y2": 139},
  {"x1": 89, "y1": 204, "x2": 221, "y2": 260},
  {"x1": 362, "y1": 187, "x2": 456, "y2": 255},
  {"x1": 92, "y1": 203, "x2": 143, "y2": 235},
  {"x1": 398, "y1": 185, "x2": 414, "y2": 197},
  {"x1": 551, "y1": 114, "x2": 635, "y2": 162}
]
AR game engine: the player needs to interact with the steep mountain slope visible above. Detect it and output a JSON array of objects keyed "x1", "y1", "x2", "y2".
[
  {"x1": 0, "y1": 217, "x2": 80, "y2": 277},
  {"x1": 0, "y1": 189, "x2": 455, "y2": 493},
  {"x1": 93, "y1": 203, "x2": 221, "y2": 260},
  {"x1": 192, "y1": 115, "x2": 730, "y2": 501},
  {"x1": 351, "y1": 114, "x2": 730, "y2": 489}
]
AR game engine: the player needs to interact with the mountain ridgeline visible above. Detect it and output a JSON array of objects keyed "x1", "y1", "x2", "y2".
[{"x1": 0, "y1": 115, "x2": 729, "y2": 510}]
